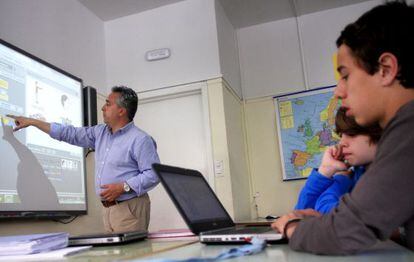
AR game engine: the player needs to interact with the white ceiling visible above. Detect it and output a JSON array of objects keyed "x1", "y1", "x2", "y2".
[
  {"x1": 78, "y1": 0, "x2": 372, "y2": 28},
  {"x1": 77, "y1": 0, "x2": 185, "y2": 22},
  {"x1": 220, "y1": 0, "x2": 372, "y2": 28}
]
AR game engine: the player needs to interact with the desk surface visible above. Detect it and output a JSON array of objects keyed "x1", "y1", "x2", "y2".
[
  {"x1": 69, "y1": 239, "x2": 197, "y2": 261},
  {"x1": 67, "y1": 238, "x2": 413, "y2": 261},
  {"x1": 143, "y1": 241, "x2": 413, "y2": 262}
]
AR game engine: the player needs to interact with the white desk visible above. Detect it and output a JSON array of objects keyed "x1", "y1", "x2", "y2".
[{"x1": 68, "y1": 239, "x2": 413, "y2": 261}]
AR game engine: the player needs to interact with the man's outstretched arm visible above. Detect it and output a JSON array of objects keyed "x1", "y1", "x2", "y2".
[{"x1": 7, "y1": 114, "x2": 50, "y2": 134}]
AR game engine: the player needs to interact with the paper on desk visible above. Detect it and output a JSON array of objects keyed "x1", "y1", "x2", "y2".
[
  {"x1": 0, "y1": 246, "x2": 92, "y2": 261},
  {"x1": 0, "y1": 232, "x2": 69, "y2": 255}
]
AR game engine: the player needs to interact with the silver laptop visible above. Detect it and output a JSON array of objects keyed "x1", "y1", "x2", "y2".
[
  {"x1": 68, "y1": 230, "x2": 147, "y2": 246},
  {"x1": 152, "y1": 163, "x2": 283, "y2": 244}
]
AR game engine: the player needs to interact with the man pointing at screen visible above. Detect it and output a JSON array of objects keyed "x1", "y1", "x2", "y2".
[{"x1": 8, "y1": 86, "x2": 160, "y2": 233}]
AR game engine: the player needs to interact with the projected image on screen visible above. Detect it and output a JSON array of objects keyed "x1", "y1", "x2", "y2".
[{"x1": 0, "y1": 39, "x2": 86, "y2": 215}]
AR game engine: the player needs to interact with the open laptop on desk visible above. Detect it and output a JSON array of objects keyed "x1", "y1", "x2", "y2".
[
  {"x1": 152, "y1": 163, "x2": 283, "y2": 244},
  {"x1": 68, "y1": 230, "x2": 147, "y2": 246}
]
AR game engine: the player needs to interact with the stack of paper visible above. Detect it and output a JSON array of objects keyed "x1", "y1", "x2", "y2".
[
  {"x1": 0, "y1": 233, "x2": 69, "y2": 256},
  {"x1": 0, "y1": 246, "x2": 91, "y2": 261}
]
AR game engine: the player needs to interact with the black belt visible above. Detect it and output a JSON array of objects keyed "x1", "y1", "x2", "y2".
[{"x1": 101, "y1": 196, "x2": 136, "y2": 208}]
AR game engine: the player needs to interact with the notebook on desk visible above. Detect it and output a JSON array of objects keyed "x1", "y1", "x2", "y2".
[
  {"x1": 152, "y1": 163, "x2": 283, "y2": 244},
  {"x1": 68, "y1": 230, "x2": 147, "y2": 246}
]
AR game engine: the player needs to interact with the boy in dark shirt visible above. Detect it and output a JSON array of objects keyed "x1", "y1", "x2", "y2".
[{"x1": 272, "y1": 1, "x2": 414, "y2": 254}]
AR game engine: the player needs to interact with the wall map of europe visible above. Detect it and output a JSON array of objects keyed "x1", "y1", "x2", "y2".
[{"x1": 274, "y1": 86, "x2": 340, "y2": 180}]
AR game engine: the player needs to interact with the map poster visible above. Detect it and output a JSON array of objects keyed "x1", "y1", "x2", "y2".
[{"x1": 274, "y1": 86, "x2": 340, "y2": 181}]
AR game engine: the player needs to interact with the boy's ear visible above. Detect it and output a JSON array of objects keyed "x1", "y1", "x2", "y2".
[{"x1": 378, "y1": 52, "x2": 399, "y2": 86}]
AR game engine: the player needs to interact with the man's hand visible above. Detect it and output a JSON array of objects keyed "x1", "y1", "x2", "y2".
[
  {"x1": 7, "y1": 114, "x2": 51, "y2": 133},
  {"x1": 271, "y1": 209, "x2": 321, "y2": 239},
  {"x1": 271, "y1": 212, "x2": 301, "y2": 238},
  {"x1": 6, "y1": 114, "x2": 33, "y2": 131},
  {"x1": 100, "y1": 183, "x2": 124, "y2": 202}
]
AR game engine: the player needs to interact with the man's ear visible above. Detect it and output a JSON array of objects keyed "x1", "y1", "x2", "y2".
[
  {"x1": 118, "y1": 107, "x2": 127, "y2": 117},
  {"x1": 378, "y1": 52, "x2": 399, "y2": 86}
]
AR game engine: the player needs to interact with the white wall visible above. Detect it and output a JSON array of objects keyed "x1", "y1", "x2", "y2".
[
  {"x1": 237, "y1": 18, "x2": 305, "y2": 99},
  {"x1": 214, "y1": 0, "x2": 242, "y2": 98},
  {"x1": 207, "y1": 79, "x2": 236, "y2": 217},
  {"x1": 206, "y1": 78, "x2": 251, "y2": 221},
  {"x1": 299, "y1": 0, "x2": 382, "y2": 89},
  {"x1": 244, "y1": 98, "x2": 305, "y2": 217},
  {"x1": 222, "y1": 83, "x2": 251, "y2": 220},
  {"x1": 104, "y1": 0, "x2": 221, "y2": 94},
  {"x1": 237, "y1": 0, "x2": 382, "y2": 99},
  {"x1": 0, "y1": 0, "x2": 106, "y2": 93}
]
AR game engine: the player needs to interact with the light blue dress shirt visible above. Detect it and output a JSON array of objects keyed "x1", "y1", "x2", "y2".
[{"x1": 50, "y1": 121, "x2": 160, "y2": 201}]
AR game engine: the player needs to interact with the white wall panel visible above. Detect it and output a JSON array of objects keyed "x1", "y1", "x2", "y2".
[
  {"x1": 215, "y1": 0, "x2": 242, "y2": 98},
  {"x1": 238, "y1": 18, "x2": 305, "y2": 99},
  {"x1": 299, "y1": 0, "x2": 381, "y2": 89},
  {"x1": 105, "y1": 0, "x2": 221, "y2": 94}
]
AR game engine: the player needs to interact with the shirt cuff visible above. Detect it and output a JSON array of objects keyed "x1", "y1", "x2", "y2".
[
  {"x1": 312, "y1": 169, "x2": 334, "y2": 182},
  {"x1": 333, "y1": 174, "x2": 352, "y2": 183},
  {"x1": 49, "y1": 122, "x2": 62, "y2": 140}
]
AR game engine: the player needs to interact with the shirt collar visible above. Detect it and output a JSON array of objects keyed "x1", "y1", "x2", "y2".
[{"x1": 107, "y1": 121, "x2": 134, "y2": 134}]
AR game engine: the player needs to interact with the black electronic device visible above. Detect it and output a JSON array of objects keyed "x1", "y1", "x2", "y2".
[
  {"x1": 152, "y1": 163, "x2": 282, "y2": 244},
  {"x1": 69, "y1": 230, "x2": 147, "y2": 246},
  {"x1": 82, "y1": 85, "x2": 97, "y2": 127}
]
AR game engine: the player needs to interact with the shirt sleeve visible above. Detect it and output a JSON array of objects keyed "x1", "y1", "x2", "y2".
[
  {"x1": 314, "y1": 174, "x2": 353, "y2": 214},
  {"x1": 289, "y1": 112, "x2": 414, "y2": 254},
  {"x1": 126, "y1": 135, "x2": 160, "y2": 196},
  {"x1": 49, "y1": 122, "x2": 97, "y2": 149},
  {"x1": 295, "y1": 169, "x2": 334, "y2": 210}
]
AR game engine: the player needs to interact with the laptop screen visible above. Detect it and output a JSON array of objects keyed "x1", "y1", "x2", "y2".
[
  {"x1": 153, "y1": 164, "x2": 235, "y2": 233},
  {"x1": 161, "y1": 171, "x2": 229, "y2": 223}
]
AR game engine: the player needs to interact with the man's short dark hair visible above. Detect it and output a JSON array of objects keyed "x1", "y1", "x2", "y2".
[
  {"x1": 336, "y1": 1, "x2": 414, "y2": 88},
  {"x1": 111, "y1": 86, "x2": 138, "y2": 121},
  {"x1": 335, "y1": 107, "x2": 382, "y2": 144}
]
